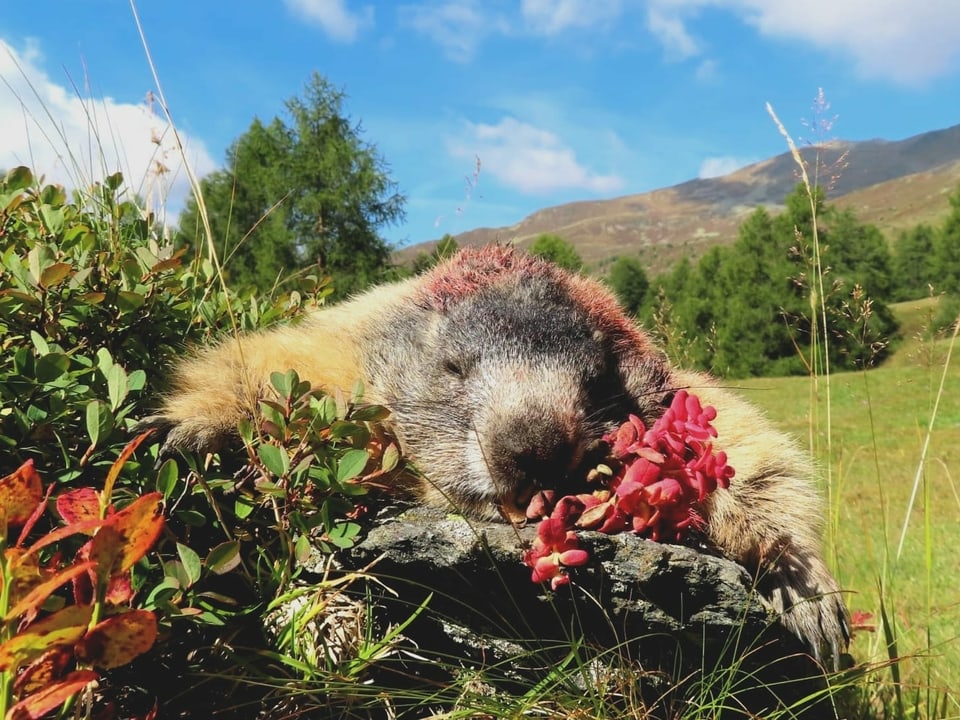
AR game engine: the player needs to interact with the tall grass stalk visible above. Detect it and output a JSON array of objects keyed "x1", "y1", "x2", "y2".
[
  {"x1": 896, "y1": 311, "x2": 960, "y2": 559},
  {"x1": 767, "y1": 95, "x2": 960, "y2": 718},
  {"x1": 765, "y1": 101, "x2": 837, "y2": 560}
]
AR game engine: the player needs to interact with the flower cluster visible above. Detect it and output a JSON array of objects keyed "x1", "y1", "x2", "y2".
[
  {"x1": 522, "y1": 390, "x2": 735, "y2": 589},
  {"x1": 522, "y1": 500, "x2": 590, "y2": 590}
]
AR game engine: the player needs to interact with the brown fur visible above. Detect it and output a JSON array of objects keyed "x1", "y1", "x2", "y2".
[{"x1": 140, "y1": 246, "x2": 849, "y2": 667}]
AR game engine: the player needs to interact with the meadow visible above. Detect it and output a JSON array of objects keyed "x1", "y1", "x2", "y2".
[{"x1": 737, "y1": 296, "x2": 960, "y2": 714}]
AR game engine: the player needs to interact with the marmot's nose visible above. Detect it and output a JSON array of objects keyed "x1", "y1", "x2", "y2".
[{"x1": 492, "y1": 415, "x2": 580, "y2": 489}]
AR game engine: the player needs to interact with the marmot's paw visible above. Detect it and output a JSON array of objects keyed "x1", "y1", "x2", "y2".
[
  {"x1": 762, "y1": 558, "x2": 851, "y2": 671},
  {"x1": 132, "y1": 415, "x2": 225, "y2": 461}
]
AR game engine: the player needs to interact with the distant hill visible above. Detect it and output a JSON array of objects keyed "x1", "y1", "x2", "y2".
[{"x1": 402, "y1": 124, "x2": 960, "y2": 276}]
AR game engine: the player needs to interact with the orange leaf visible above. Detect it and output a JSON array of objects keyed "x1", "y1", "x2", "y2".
[
  {"x1": 88, "y1": 525, "x2": 124, "y2": 582},
  {"x1": 0, "y1": 459, "x2": 44, "y2": 526},
  {"x1": 12, "y1": 647, "x2": 73, "y2": 697},
  {"x1": 81, "y1": 527, "x2": 135, "y2": 604},
  {"x1": 101, "y1": 430, "x2": 154, "y2": 509},
  {"x1": 75, "y1": 610, "x2": 158, "y2": 669},
  {"x1": 6, "y1": 670, "x2": 99, "y2": 719},
  {"x1": 0, "y1": 605, "x2": 94, "y2": 671},
  {"x1": 4, "y1": 562, "x2": 96, "y2": 622},
  {"x1": 55, "y1": 487, "x2": 101, "y2": 527},
  {"x1": 14, "y1": 483, "x2": 54, "y2": 549},
  {"x1": 101, "y1": 493, "x2": 164, "y2": 574},
  {"x1": 2, "y1": 549, "x2": 42, "y2": 609}
]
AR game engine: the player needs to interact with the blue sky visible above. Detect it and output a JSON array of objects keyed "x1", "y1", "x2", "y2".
[{"x1": 2, "y1": 1, "x2": 960, "y2": 248}]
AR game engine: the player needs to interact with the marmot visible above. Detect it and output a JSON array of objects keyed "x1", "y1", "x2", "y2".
[{"x1": 143, "y1": 245, "x2": 849, "y2": 667}]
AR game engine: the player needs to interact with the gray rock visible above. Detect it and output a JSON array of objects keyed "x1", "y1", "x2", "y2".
[{"x1": 327, "y1": 504, "x2": 839, "y2": 718}]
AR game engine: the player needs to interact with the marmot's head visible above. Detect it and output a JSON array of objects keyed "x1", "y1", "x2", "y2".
[{"x1": 366, "y1": 245, "x2": 673, "y2": 520}]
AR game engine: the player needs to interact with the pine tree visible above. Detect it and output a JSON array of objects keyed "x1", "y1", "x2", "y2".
[
  {"x1": 177, "y1": 73, "x2": 405, "y2": 298},
  {"x1": 892, "y1": 224, "x2": 938, "y2": 300},
  {"x1": 605, "y1": 256, "x2": 649, "y2": 315}
]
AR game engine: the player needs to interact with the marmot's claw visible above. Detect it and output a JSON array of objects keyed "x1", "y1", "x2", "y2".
[
  {"x1": 131, "y1": 416, "x2": 171, "y2": 467},
  {"x1": 131, "y1": 415, "x2": 191, "y2": 466},
  {"x1": 768, "y1": 565, "x2": 850, "y2": 672},
  {"x1": 133, "y1": 415, "x2": 174, "y2": 438}
]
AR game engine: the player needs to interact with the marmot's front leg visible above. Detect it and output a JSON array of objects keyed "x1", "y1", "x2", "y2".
[
  {"x1": 136, "y1": 341, "x2": 261, "y2": 458},
  {"x1": 669, "y1": 373, "x2": 850, "y2": 667},
  {"x1": 136, "y1": 311, "x2": 371, "y2": 459}
]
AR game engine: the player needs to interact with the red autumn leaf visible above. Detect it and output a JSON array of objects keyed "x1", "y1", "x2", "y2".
[
  {"x1": 0, "y1": 604, "x2": 94, "y2": 671},
  {"x1": 101, "y1": 493, "x2": 164, "y2": 574},
  {"x1": 103, "y1": 573, "x2": 134, "y2": 605},
  {"x1": 23, "y1": 517, "x2": 105, "y2": 558},
  {"x1": 75, "y1": 610, "x2": 158, "y2": 669},
  {"x1": 6, "y1": 670, "x2": 99, "y2": 720},
  {"x1": 56, "y1": 487, "x2": 102, "y2": 527},
  {"x1": 0, "y1": 459, "x2": 44, "y2": 526},
  {"x1": 12, "y1": 647, "x2": 73, "y2": 697}
]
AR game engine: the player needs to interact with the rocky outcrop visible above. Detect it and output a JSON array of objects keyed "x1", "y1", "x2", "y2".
[{"x1": 328, "y1": 504, "x2": 841, "y2": 719}]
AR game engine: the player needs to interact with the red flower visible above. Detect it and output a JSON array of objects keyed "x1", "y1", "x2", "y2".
[
  {"x1": 849, "y1": 610, "x2": 876, "y2": 639},
  {"x1": 523, "y1": 513, "x2": 590, "y2": 590},
  {"x1": 600, "y1": 390, "x2": 734, "y2": 542},
  {"x1": 523, "y1": 390, "x2": 736, "y2": 588}
]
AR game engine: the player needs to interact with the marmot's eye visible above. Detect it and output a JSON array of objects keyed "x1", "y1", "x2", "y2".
[{"x1": 443, "y1": 358, "x2": 465, "y2": 378}]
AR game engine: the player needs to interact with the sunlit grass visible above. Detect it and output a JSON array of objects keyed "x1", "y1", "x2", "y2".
[{"x1": 735, "y1": 296, "x2": 960, "y2": 714}]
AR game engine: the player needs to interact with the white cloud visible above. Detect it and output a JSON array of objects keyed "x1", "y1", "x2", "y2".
[
  {"x1": 449, "y1": 116, "x2": 624, "y2": 195},
  {"x1": 645, "y1": 4, "x2": 700, "y2": 60},
  {"x1": 732, "y1": 0, "x2": 960, "y2": 84},
  {"x1": 647, "y1": 0, "x2": 960, "y2": 84},
  {"x1": 398, "y1": 2, "x2": 507, "y2": 62},
  {"x1": 400, "y1": 0, "x2": 960, "y2": 83},
  {"x1": 400, "y1": 0, "x2": 621, "y2": 60},
  {"x1": 0, "y1": 39, "x2": 217, "y2": 218},
  {"x1": 698, "y1": 155, "x2": 756, "y2": 178},
  {"x1": 284, "y1": 0, "x2": 373, "y2": 42},
  {"x1": 521, "y1": 0, "x2": 622, "y2": 35}
]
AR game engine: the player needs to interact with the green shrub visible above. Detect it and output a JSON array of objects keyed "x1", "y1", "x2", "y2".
[
  {"x1": 0, "y1": 166, "x2": 329, "y2": 485},
  {"x1": 0, "y1": 166, "x2": 400, "y2": 716}
]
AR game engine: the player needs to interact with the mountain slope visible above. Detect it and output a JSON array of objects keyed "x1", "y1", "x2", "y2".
[{"x1": 413, "y1": 124, "x2": 960, "y2": 274}]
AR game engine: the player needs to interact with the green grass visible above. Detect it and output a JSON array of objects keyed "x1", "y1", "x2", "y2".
[{"x1": 734, "y1": 296, "x2": 960, "y2": 714}]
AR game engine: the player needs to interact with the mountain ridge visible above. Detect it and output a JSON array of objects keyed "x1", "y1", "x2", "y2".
[{"x1": 404, "y1": 123, "x2": 960, "y2": 274}]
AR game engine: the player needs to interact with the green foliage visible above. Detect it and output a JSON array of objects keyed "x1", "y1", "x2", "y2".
[
  {"x1": 605, "y1": 256, "x2": 649, "y2": 315},
  {"x1": 528, "y1": 233, "x2": 583, "y2": 272},
  {"x1": 935, "y1": 187, "x2": 960, "y2": 295},
  {"x1": 0, "y1": 166, "x2": 326, "y2": 485},
  {"x1": 176, "y1": 73, "x2": 405, "y2": 299},
  {"x1": 931, "y1": 293, "x2": 960, "y2": 336},
  {"x1": 0, "y1": 164, "x2": 393, "y2": 714},
  {"x1": 411, "y1": 233, "x2": 458, "y2": 274},
  {"x1": 147, "y1": 370, "x2": 398, "y2": 616},
  {"x1": 893, "y1": 224, "x2": 939, "y2": 301},
  {"x1": 647, "y1": 185, "x2": 900, "y2": 377}
]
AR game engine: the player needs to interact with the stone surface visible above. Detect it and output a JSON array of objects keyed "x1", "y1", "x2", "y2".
[{"x1": 330, "y1": 504, "x2": 837, "y2": 718}]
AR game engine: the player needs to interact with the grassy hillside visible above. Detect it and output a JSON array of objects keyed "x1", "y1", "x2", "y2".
[{"x1": 734, "y1": 296, "x2": 960, "y2": 710}]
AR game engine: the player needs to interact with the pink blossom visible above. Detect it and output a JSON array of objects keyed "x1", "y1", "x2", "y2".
[
  {"x1": 523, "y1": 513, "x2": 590, "y2": 589},
  {"x1": 523, "y1": 390, "x2": 736, "y2": 588}
]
